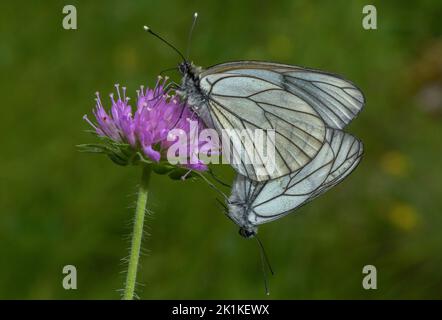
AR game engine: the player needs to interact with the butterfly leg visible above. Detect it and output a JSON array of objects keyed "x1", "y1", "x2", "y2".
[{"x1": 180, "y1": 169, "x2": 193, "y2": 180}]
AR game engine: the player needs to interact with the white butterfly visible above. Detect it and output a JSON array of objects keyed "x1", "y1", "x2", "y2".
[
  {"x1": 178, "y1": 61, "x2": 365, "y2": 182},
  {"x1": 226, "y1": 128, "x2": 363, "y2": 238},
  {"x1": 144, "y1": 19, "x2": 365, "y2": 182}
]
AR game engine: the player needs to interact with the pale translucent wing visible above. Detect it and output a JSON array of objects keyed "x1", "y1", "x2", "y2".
[
  {"x1": 228, "y1": 128, "x2": 363, "y2": 227},
  {"x1": 200, "y1": 74, "x2": 326, "y2": 181},
  {"x1": 230, "y1": 140, "x2": 334, "y2": 226},
  {"x1": 308, "y1": 129, "x2": 363, "y2": 201},
  {"x1": 202, "y1": 61, "x2": 365, "y2": 130},
  {"x1": 282, "y1": 70, "x2": 364, "y2": 129},
  {"x1": 229, "y1": 167, "x2": 256, "y2": 205}
]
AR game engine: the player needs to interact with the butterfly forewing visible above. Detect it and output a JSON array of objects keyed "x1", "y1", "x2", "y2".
[
  {"x1": 199, "y1": 61, "x2": 364, "y2": 181},
  {"x1": 228, "y1": 128, "x2": 363, "y2": 228},
  {"x1": 283, "y1": 71, "x2": 364, "y2": 129},
  {"x1": 201, "y1": 70, "x2": 326, "y2": 181}
]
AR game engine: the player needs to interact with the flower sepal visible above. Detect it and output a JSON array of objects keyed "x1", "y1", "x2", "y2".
[
  {"x1": 78, "y1": 136, "x2": 202, "y2": 180},
  {"x1": 151, "y1": 163, "x2": 175, "y2": 175},
  {"x1": 77, "y1": 135, "x2": 148, "y2": 167},
  {"x1": 151, "y1": 163, "x2": 199, "y2": 180}
]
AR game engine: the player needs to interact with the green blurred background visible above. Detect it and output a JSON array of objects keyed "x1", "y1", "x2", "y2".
[{"x1": 1, "y1": 0, "x2": 441, "y2": 299}]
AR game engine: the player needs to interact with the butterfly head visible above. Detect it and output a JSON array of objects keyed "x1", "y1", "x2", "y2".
[
  {"x1": 179, "y1": 61, "x2": 202, "y2": 82},
  {"x1": 239, "y1": 227, "x2": 257, "y2": 239},
  {"x1": 178, "y1": 61, "x2": 191, "y2": 76},
  {"x1": 227, "y1": 201, "x2": 258, "y2": 238},
  {"x1": 177, "y1": 61, "x2": 206, "y2": 112}
]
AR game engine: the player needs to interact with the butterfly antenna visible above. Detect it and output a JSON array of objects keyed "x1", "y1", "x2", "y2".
[
  {"x1": 215, "y1": 197, "x2": 229, "y2": 212},
  {"x1": 143, "y1": 26, "x2": 186, "y2": 62},
  {"x1": 255, "y1": 235, "x2": 274, "y2": 296},
  {"x1": 193, "y1": 171, "x2": 229, "y2": 202},
  {"x1": 159, "y1": 66, "x2": 179, "y2": 76},
  {"x1": 208, "y1": 168, "x2": 231, "y2": 188},
  {"x1": 186, "y1": 12, "x2": 199, "y2": 60}
]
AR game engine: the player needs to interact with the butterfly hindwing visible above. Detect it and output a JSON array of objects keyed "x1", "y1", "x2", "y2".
[
  {"x1": 248, "y1": 139, "x2": 334, "y2": 224},
  {"x1": 228, "y1": 128, "x2": 363, "y2": 229},
  {"x1": 308, "y1": 129, "x2": 363, "y2": 201}
]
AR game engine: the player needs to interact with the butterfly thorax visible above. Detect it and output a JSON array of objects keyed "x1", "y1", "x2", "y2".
[
  {"x1": 177, "y1": 62, "x2": 204, "y2": 106},
  {"x1": 177, "y1": 61, "x2": 215, "y2": 127}
]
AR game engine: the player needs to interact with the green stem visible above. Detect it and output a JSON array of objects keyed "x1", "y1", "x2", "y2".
[{"x1": 123, "y1": 165, "x2": 152, "y2": 300}]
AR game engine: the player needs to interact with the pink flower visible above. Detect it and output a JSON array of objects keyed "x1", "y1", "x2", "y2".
[{"x1": 83, "y1": 77, "x2": 212, "y2": 171}]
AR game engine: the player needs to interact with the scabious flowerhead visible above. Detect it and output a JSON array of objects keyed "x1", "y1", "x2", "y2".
[{"x1": 83, "y1": 77, "x2": 212, "y2": 171}]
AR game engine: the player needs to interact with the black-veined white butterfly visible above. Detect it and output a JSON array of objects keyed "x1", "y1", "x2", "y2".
[
  {"x1": 227, "y1": 128, "x2": 363, "y2": 238},
  {"x1": 145, "y1": 13, "x2": 365, "y2": 295},
  {"x1": 144, "y1": 13, "x2": 365, "y2": 182}
]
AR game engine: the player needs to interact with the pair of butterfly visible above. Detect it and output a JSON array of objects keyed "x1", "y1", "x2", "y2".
[{"x1": 146, "y1": 13, "x2": 364, "y2": 240}]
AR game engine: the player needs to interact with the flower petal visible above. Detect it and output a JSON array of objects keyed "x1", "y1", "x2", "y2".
[
  {"x1": 143, "y1": 145, "x2": 161, "y2": 162},
  {"x1": 185, "y1": 161, "x2": 208, "y2": 171}
]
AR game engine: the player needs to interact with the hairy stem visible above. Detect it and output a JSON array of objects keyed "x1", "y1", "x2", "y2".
[{"x1": 123, "y1": 165, "x2": 152, "y2": 300}]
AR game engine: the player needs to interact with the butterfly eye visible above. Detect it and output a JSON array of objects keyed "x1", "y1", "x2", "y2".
[
  {"x1": 239, "y1": 228, "x2": 255, "y2": 239},
  {"x1": 178, "y1": 62, "x2": 187, "y2": 75}
]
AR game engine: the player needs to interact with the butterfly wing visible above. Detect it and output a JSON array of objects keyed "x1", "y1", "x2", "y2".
[
  {"x1": 199, "y1": 61, "x2": 364, "y2": 181},
  {"x1": 308, "y1": 129, "x2": 363, "y2": 201},
  {"x1": 202, "y1": 61, "x2": 365, "y2": 129},
  {"x1": 199, "y1": 69, "x2": 326, "y2": 181},
  {"x1": 229, "y1": 128, "x2": 362, "y2": 227},
  {"x1": 228, "y1": 139, "x2": 333, "y2": 226}
]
